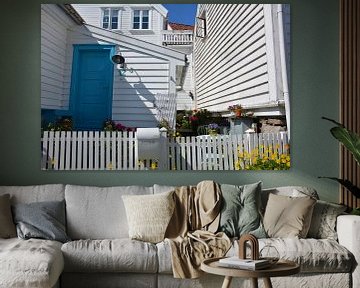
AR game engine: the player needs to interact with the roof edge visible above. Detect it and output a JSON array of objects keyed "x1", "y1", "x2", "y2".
[{"x1": 58, "y1": 4, "x2": 85, "y2": 25}]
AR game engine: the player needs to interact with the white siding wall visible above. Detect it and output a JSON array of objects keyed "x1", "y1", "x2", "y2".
[
  {"x1": 283, "y1": 4, "x2": 291, "y2": 82},
  {"x1": 72, "y1": 4, "x2": 164, "y2": 46},
  {"x1": 63, "y1": 27, "x2": 172, "y2": 128},
  {"x1": 194, "y1": 4, "x2": 285, "y2": 114},
  {"x1": 41, "y1": 5, "x2": 76, "y2": 110}
]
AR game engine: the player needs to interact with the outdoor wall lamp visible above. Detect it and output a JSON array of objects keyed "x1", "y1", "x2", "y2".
[{"x1": 111, "y1": 50, "x2": 133, "y2": 76}]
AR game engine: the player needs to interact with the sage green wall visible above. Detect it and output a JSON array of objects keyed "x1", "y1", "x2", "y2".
[{"x1": 0, "y1": 0, "x2": 340, "y2": 203}]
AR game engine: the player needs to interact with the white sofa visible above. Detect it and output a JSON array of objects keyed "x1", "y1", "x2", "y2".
[{"x1": 0, "y1": 184, "x2": 358, "y2": 288}]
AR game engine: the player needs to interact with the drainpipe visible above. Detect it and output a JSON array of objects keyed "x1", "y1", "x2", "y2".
[{"x1": 277, "y1": 4, "x2": 290, "y2": 139}]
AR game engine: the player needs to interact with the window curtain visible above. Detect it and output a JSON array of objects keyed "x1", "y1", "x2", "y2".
[{"x1": 340, "y1": 0, "x2": 360, "y2": 208}]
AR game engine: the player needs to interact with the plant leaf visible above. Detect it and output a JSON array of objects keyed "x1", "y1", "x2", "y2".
[
  {"x1": 319, "y1": 177, "x2": 360, "y2": 198},
  {"x1": 330, "y1": 126, "x2": 360, "y2": 165},
  {"x1": 322, "y1": 117, "x2": 360, "y2": 165}
]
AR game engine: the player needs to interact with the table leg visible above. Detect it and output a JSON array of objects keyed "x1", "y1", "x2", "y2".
[
  {"x1": 251, "y1": 278, "x2": 258, "y2": 288},
  {"x1": 221, "y1": 276, "x2": 233, "y2": 288},
  {"x1": 263, "y1": 277, "x2": 273, "y2": 288}
]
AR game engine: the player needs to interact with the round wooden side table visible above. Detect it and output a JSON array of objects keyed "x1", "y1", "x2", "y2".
[{"x1": 201, "y1": 257, "x2": 300, "y2": 288}]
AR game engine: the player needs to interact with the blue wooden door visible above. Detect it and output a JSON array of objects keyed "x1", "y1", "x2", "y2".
[{"x1": 71, "y1": 45, "x2": 114, "y2": 130}]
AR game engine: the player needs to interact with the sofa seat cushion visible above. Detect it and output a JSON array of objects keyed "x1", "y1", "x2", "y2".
[
  {"x1": 229, "y1": 238, "x2": 354, "y2": 273},
  {"x1": 157, "y1": 238, "x2": 354, "y2": 274},
  {"x1": 61, "y1": 239, "x2": 158, "y2": 273},
  {"x1": 0, "y1": 238, "x2": 64, "y2": 288}
]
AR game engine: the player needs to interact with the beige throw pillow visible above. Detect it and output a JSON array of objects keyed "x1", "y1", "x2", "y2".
[
  {"x1": 263, "y1": 193, "x2": 316, "y2": 238},
  {"x1": 0, "y1": 194, "x2": 17, "y2": 238},
  {"x1": 122, "y1": 191, "x2": 175, "y2": 243}
]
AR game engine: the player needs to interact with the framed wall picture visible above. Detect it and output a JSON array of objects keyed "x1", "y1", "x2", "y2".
[{"x1": 40, "y1": 3, "x2": 290, "y2": 171}]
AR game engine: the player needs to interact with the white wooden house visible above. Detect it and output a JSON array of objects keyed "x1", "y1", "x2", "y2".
[
  {"x1": 72, "y1": 4, "x2": 195, "y2": 112},
  {"x1": 41, "y1": 4, "x2": 186, "y2": 130},
  {"x1": 193, "y1": 4, "x2": 291, "y2": 130}
]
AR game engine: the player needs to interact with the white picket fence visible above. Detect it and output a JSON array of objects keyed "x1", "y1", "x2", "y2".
[{"x1": 41, "y1": 131, "x2": 289, "y2": 171}]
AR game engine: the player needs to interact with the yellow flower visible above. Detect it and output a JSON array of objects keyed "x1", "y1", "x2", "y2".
[
  {"x1": 107, "y1": 162, "x2": 113, "y2": 170},
  {"x1": 151, "y1": 162, "x2": 158, "y2": 170},
  {"x1": 238, "y1": 152, "x2": 244, "y2": 158},
  {"x1": 281, "y1": 154, "x2": 287, "y2": 159},
  {"x1": 286, "y1": 162, "x2": 291, "y2": 167},
  {"x1": 276, "y1": 159, "x2": 281, "y2": 164},
  {"x1": 245, "y1": 165, "x2": 250, "y2": 170},
  {"x1": 235, "y1": 162, "x2": 241, "y2": 170},
  {"x1": 281, "y1": 158, "x2": 287, "y2": 163},
  {"x1": 286, "y1": 156, "x2": 290, "y2": 161}
]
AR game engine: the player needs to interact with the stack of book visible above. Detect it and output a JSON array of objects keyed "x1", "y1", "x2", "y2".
[{"x1": 218, "y1": 257, "x2": 271, "y2": 270}]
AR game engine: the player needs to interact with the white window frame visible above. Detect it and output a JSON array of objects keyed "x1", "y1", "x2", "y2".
[
  {"x1": 101, "y1": 8, "x2": 120, "y2": 30},
  {"x1": 132, "y1": 9, "x2": 151, "y2": 30}
]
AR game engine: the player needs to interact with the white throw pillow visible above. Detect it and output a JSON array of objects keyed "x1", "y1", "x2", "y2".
[{"x1": 122, "y1": 191, "x2": 175, "y2": 243}]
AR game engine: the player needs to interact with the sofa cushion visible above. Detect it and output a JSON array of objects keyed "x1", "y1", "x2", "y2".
[
  {"x1": 65, "y1": 185, "x2": 153, "y2": 239},
  {"x1": 122, "y1": 191, "x2": 175, "y2": 243},
  {"x1": 261, "y1": 186, "x2": 319, "y2": 212},
  {"x1": 0, "y1": 184, "x2": 65, "y2": 204},
  {"x1": 307, "y1": 200, "x2": 347, "y2": 240},
  {"x1": 218, "y1": 182, "x2": 266, "y2": 238},
  {"x1": 0, "y1": 238, "x2": 64, "y2": 288},
  {"x1": 61, "y1": 239, "x2": 158, "y2": 273},
  {"x1": 263, "y1": 193, "x2": 316, "y2": 238},
  {"x1": 0, "y1": 194, "x2": 16, "y2": 238},
  {"x1": 12, "y1": 200, "x2": 70, "y2": 243}
]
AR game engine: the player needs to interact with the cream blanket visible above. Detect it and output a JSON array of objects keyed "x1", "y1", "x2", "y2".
[{"x1": 165, "y1": 181, "x2": 231, "y2": 278}]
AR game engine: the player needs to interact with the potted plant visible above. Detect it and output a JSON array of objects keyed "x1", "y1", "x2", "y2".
[
  {"x1": 207, "y1": 123, "x2": 220, "y2": 136},
  {"x1": 320, "y1": 117, "x2": 360, "y2": 215},
  {"x1": 228, "y1": 104, "x2": 242, "y2": 118}
]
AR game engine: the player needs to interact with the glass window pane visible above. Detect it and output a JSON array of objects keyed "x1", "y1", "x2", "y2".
[
  {"x1": 111, "y1": 9, "x2": 118, "y2": 17},
  {"x1": 103, "y1": 9, "x2": 109, "y2": 16},
  {"x1": 134, "y1": 10, "x2": 140, "y2": 17},
  {"x1": 133, "y1": 22, "x2": 140, "y2": 29},
  {"x1": 111, "y1": 21, "x2": 117, "y2": 29},
  {"x1": 142, "y1": 22, "x2": 149, "y2": 29},
  {"x1": 142, "y1": 10, "x2": 149, "y2": 16},
  {"x1": 103, "y1": 22, "x2": 109, "y2": 29}
]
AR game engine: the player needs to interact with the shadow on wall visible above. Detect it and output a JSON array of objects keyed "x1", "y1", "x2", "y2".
[{"x1": 113, "y1": 70, "x2": 158, "y2": 128}]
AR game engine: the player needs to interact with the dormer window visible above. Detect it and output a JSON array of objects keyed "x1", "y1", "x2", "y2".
[
  {"x1": 133, "y1": 10, "x2": 150, "y2": 29},
  {"x1": 102, "y1": 8, "x2": 119, "y2": 30}
]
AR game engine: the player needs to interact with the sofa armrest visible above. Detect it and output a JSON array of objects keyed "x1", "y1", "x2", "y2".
[{"x1": 337, "y1": 215, "x2": 360, "y2": 288}]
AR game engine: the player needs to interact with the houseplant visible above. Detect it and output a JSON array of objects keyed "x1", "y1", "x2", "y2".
[
  {"x1": 320, "y1": 117, "x2": 360, "y2": 214},
  {"x1": 228, "y1": 104, "x2": 242, "y2": 118}
]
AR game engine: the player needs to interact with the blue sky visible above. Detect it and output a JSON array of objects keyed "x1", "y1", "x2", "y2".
[{"x1": 162, "y1": 4, "x2": 198, "y2": 25}]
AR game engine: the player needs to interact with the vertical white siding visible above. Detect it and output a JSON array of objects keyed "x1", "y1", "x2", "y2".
[
  {"x1": 72, "y1": 4, "x2": 164, "y2": 46},
  {"x1": 194, "y1": 4, "x2": 286, "y2": 114},
  {"x1": 41, "y1": 5, "x2": 76, "y2": 109}
]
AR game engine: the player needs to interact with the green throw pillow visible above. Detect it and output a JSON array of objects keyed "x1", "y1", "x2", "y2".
[{"x1": 218, "y1": 182, "x2": 266, "y2": 238}]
